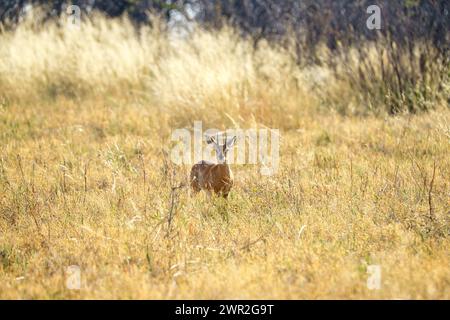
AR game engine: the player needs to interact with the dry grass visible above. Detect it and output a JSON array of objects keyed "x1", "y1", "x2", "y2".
[{"x1": 0, "y1": 16, "x2": 449, "y2": 299}]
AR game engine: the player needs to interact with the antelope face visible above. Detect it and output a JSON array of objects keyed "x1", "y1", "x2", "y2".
[{"x1": 206, "y1": 134, "x2": 237, "y2": 164}]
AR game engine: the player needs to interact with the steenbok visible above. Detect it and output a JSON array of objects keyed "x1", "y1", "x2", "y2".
[{"x1": 190, "y1": 133, "x2": 237, "y2": 198}]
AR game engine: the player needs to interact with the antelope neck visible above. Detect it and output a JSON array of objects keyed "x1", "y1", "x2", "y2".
[{"x1": 222, "y1": 162, "x2": 232, "y2": 175}]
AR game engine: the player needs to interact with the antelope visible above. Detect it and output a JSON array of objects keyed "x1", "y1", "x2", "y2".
[{"x1": 190, "y1": 133, "x2": 237, "y2": 198}]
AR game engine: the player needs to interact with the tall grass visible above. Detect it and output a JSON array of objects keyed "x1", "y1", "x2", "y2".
[
  {"x1": 0, "y1": 14, "x2": 449, "y2": 299},
  {"x1": 328, "y1": 42, "x2": 450, "y2": 114},
  {"x1": 1, "y1": 14, "x2": 447, "y2": 127},
  {"x1": 0, "y1": 15, "x2": 161, "y2": 100}
]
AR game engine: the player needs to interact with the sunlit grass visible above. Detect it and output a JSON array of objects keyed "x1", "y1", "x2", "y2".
[{"x1": 0, "y1": 15, "x2": 449, "y2": 299}]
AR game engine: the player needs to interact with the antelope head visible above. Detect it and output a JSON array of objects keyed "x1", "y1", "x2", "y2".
[{"x1": 206, "y1": 133, "x2": 237, "y2": 164}]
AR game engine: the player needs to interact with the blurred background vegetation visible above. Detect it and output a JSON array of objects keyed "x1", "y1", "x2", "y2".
[
  {"x1": 2, "y1": 1, "x2": 448, "y2": 50},
  {"x1": 0, "y1": 0, "x2": 449, "y2": 114}
]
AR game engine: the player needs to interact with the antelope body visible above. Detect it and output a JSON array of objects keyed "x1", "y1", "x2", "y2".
[{"x1": 190, "y1": 133, "x2": 236, "y2": 198}]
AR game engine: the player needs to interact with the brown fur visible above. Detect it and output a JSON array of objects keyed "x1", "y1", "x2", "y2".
[{"x1": 190, "y1": 160, "x2": 234, "y2": 198}]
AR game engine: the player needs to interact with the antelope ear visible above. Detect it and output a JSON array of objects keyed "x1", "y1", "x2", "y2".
[{"x1": 227, "y1": 136, "x2": 237, "y2": 147}]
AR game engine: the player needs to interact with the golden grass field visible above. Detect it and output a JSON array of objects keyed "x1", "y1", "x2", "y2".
[{"x1": 0, "y1": 16, "x2": 449, "y2": 299}]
